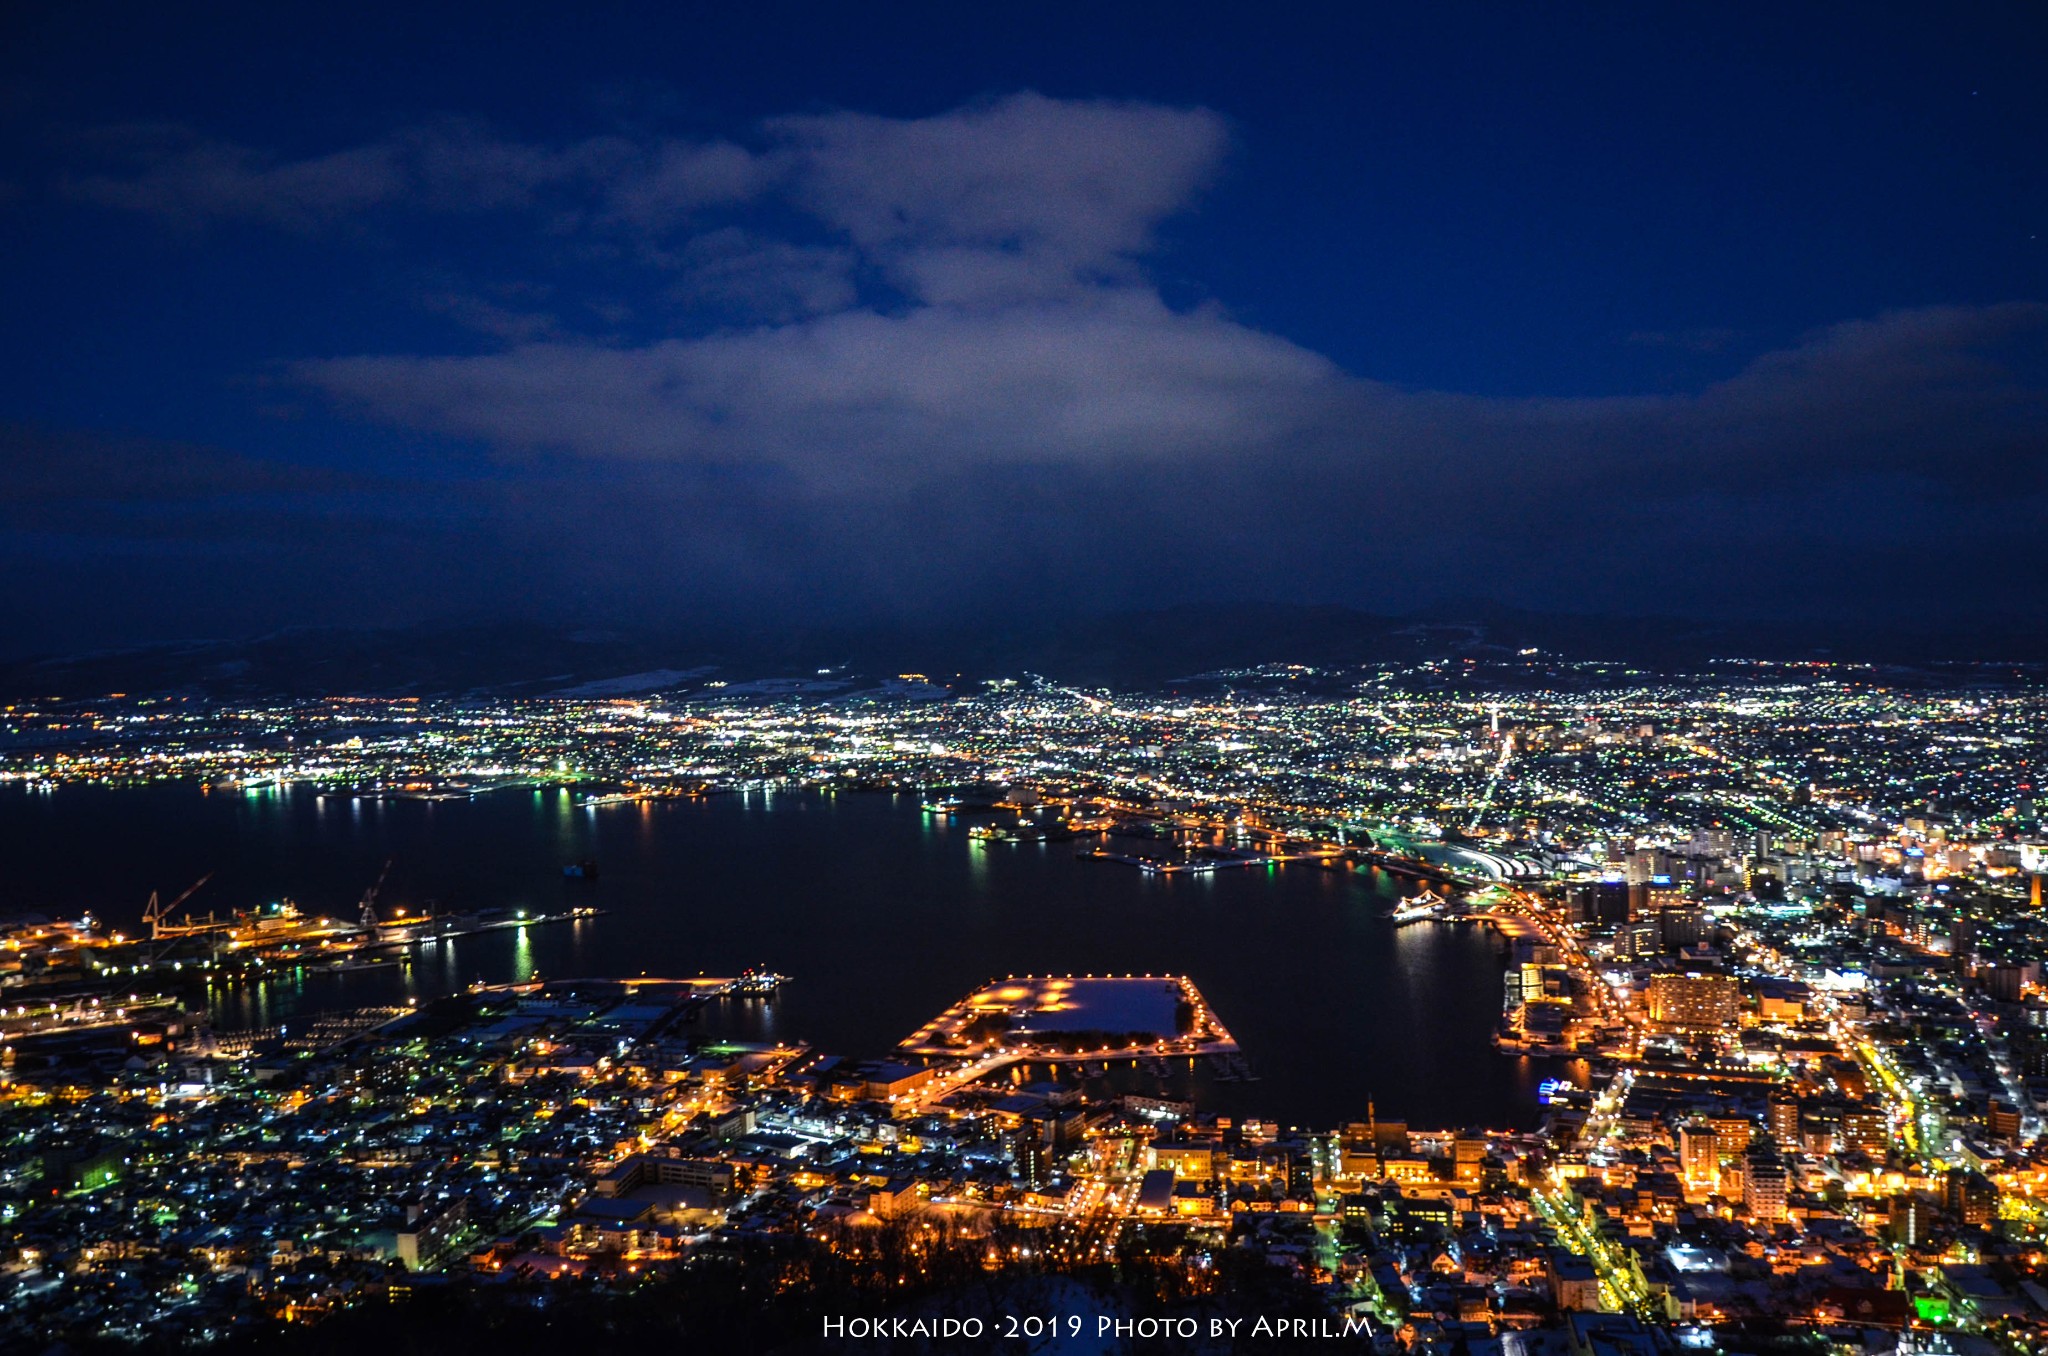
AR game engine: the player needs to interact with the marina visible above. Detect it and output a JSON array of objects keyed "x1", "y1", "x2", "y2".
[
  {"x1": 901, "y1": 973, "x2": 1237, "y2": 1060},
  {"x1": 893, "y1": 974, "x2": 1239, "y2": 1116}
]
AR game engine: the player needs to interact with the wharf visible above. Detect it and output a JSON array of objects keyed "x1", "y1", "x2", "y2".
[
  {"x1": 0, "y1": 994, "x2": 182, "y2": 1041},
  {"x1": 1078, "y1": 847, "x2": 1343, "y2": 875},
  {"x1": 464, "y1": 971, "x2": 785, "y2": 1036},
  {"x1": 897, "y1": 974, "x2": 1236, "y2": 1113},
  {"x1": 205, "y1": 907, "x2": 604, "y2": 980},
  {"x1": 356, "y1": 906, "x2": 600, "y2": 956}
]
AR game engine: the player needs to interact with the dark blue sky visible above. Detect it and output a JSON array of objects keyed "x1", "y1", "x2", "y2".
[{"x1": 3, "y1": 1, "x2": 2044, "y2": 651}]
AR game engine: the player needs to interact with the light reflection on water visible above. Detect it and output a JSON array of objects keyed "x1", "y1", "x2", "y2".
[
  {"x1": 4, "y1": 782, "x2": 1555, "y2": 1129},
  {"x1": 512, "y1": 923, "x2": 534, "y2": 981}
]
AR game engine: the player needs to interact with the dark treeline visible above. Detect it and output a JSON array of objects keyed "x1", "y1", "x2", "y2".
[{"x1": 57, "y1": 1212, "x2": 1333, "y2": 1356}]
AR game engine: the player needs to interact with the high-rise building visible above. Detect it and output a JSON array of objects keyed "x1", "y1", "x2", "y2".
[
  {"x1": 1648, "y1": 972, "x2": 1742, "y2": 1032},
  {"x1": 1614, "y1": 921, "x2": 1662, "y2": 960},
  {"x1": 1767, "y1": 1092, "x2": 1801, "y2": 1150},
  {"x1": 1659, "y1": 906, "x2": 1709, "y2": 950},
  {"x1": 1892, "y1": 1193, "x2": 1930, "y2": 1246},
  {"x1": 1644, "y1": 879, "x2": 1691, "y2": 909},
  {"x1": 1452, "y1": 1135, "x2": 1486, "y2": 1185},
  {"x1": 1012, "y1": 1129, "x2": 1050, "y2": 1189},
  {"x1": 1625, "y1": 849, "x2": 1673, "y2": 885},
  {"x1": 1944, "y1": 1169, "x2": 1998, "y2": 1226},
  {"x1": 1841, "y1": 1105, "x2": 1888, "y2": 1155},
  {"x1": 1569, "y1": 880, "x2": 1632, "y2": 926},
  {"x1": 1743, "y1": 1139, "x2": 1788, "y2": 1223},
  {"x1": 1679, "y1": 1122, "x2": 1719, "y2": 1190}
]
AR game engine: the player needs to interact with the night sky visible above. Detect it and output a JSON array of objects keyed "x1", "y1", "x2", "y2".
[{"x1": 3, "y1": 2, "x2": 2044, "y2": 654}]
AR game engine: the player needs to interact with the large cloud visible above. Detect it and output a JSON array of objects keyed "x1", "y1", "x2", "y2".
[
  {"x1": 267, "y1": 95, "x2": 1353, "y2": 481},
  {"x1": 772, "y1": 93, "x2": 1228, "y2": 304},
  {"x1": 37, "y1": 95, "x2": 2048, "y2": 632},
  {"x1": 303, "y1": 292, "x2": 1345, "y2": 476}
]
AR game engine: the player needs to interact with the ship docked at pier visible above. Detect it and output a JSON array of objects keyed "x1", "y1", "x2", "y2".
[{"x1": 150, "y1": 873, "x2": 600, "y2": 965}]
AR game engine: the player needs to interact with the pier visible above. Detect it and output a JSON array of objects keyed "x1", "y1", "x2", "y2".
[
  {"x1": 466, "y1": 970, "x2": 784, "y2": 1021},
  {"x1": 897, "y1": 974, "x2": 1236, "y2": 1114},
  {"x1": 1078, "y1": 846, "x2": 1346, "y2": 875}
]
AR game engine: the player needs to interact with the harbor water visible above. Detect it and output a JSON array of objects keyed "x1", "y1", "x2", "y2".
[{"x1": 0, "y1": 783, "x2": 1565, "y2": 1129}]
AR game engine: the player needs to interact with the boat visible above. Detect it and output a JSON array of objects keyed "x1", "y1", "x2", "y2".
[
  {"x1": 563, "y1": 859, "x2": 600, "y2": 881},
  {"x1": 729, "y1": 968, "x2": 784, "y2": 994}
]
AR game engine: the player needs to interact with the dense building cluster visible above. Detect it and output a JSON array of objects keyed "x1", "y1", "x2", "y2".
[
  {"x1": 3, "y1": 659, "x2": 2047, "y2": 1350},
  {"x1": 5, "y1": 661, "x2": 2044, "y2": 854}
]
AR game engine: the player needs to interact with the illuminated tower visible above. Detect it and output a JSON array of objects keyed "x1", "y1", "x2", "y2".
[
  {"x1": 1743, "y1": 1139, "x2": 1789, "y2": 1223},
  {"x1": 1679, "y1": 1122, "x2": 1719, "y2": 1191},
  {"x1": 1768, "y1": 1093, "x2": 1801, "y2": 1150}
]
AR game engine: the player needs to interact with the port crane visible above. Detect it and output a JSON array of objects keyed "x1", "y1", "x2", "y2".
[
  {"x1": 142, "y1": 872, "x2": 225, "y2": 941},
  {"x1": 356, "y1": 858, "x2": 395, "y2": 939}
]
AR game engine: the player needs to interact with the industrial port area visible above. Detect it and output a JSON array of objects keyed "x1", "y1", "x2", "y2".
[{"x1": 1, "y1": 659, "x2": 2047, "y2": 1353}]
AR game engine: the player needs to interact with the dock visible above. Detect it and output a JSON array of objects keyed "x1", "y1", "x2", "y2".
[{"x1": 896, "y1": 974, "x2": 1236, "y2": 1114}]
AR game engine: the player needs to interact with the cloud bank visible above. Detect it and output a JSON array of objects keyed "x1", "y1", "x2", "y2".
[{"x1": 24, "y1": 94, "x2": 2048, "y2": 642}]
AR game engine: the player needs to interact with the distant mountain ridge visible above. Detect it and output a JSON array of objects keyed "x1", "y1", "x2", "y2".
[{"x1": 4, "y1": 606, "x2": 2043, "y2": 701}]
